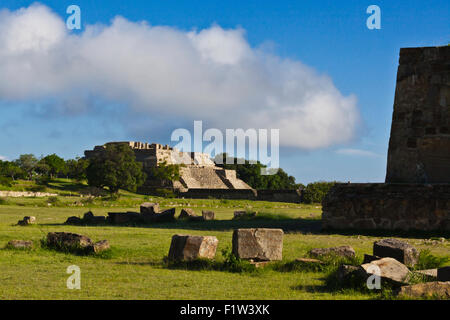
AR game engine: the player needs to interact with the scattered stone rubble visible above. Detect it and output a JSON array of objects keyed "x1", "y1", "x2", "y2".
[
  {"x1": 309, "y1": 246, "x2": 356, "y2": 259},
  {"x1": 46, "y1": 232, "x2": 110, "y2": 254},
  {"x1": 178, "y1": 208, "x2": 204, "y2": 221},
  {"x1": 304, "y1": 238, "x2": 450, "y2": 299},
  {"x1": 17, "y1": 216, "x2": 36, "y2": 226},
  {"x1": 7, "y1": 240, "x2": 33, "y2": 249},
  {"x1": 373, "y1": 238, "x2": 419, "y2": 267},
  {"x1": 64, "y1": 204, "x2": 218, "y2": 225},
  {"x1": 233, "y1": 211, "x2": 257, "y2": 219}
]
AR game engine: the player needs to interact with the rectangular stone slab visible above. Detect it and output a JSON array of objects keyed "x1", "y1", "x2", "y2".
[
  {"x1": 168, "y1": 235, "x2": 218, "y2": 261},
  {"x1": 232, "y1": 228, "x2": 283, "y2": 261}
]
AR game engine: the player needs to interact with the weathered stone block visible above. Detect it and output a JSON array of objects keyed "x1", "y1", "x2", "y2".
[
  {"x1": 7, "y1": 240, "x2": 33, "y2": 249},
  {"x1": 149, "y1": 208, "x2": 176, "y2": 223},
  {"x1": 202, "y1": 210, "x2": 215, "y2": 220},
  {"x1": 46, "y1": 232, "x2": 108, "y2": 254},
  {"x1": 295, "y1": 258, "x2": 324, "y2": 265},
  {"x1": 107, "y1": 212, "x2": 132, "y2": 224},
  {"x1": 363, "y1": 254, "x2": 381, "y2": 264},
  {"x1": 336, "y1": 264, "x2": 360, "y2": 283},
  {"x1": 322, "y1": 183, "x2": 450, "y2": 232},
  {"x1": 92, "y1": 240, "x2": 110, "y2": 253},
  {"x1": 373, "y1": 238, "x2": 419, "y2": 267},
  {"x1": 140, "y1": 202, "x2": 160, "y2": 215},
  {"x1": 309, "y1": 246, "x2": 356, "y2": 259},
  {"x1": 232, "y1": 228, "x2": 283, "y2": 261},
  {"x1": 92, "y1": 216, "x2": 106, "y2": 224},
  {"x1": 398, "y1": 281, "x2": 450, "y2": 299},
  {"x1": 83, "y1": 211, "x2": 94, "y2": 221},
  {"x1": 46, "y1": 232, "x2": 93, "y2": 250},
  {"x1": 437, "y1": 266, "x2": 450, "y2": 281},
  {"x1": 65, "y1": 216, "x2": 82, "y2": 225},
  {"x1": 360, "y1": 257, "x2": 410, "y2": 285},
  {"x1": 179, "y1": 208, "x2": 203, "y2": 221},
  {"x1": 18, "y1": 216, "x2": 36, "y2": 226},
  {"x1": 168, "y1": 235, "x2": 218, "y2": 261},
  {"x1": 233, "y1": 211, "x2": 256, "y2": 219},
  {"x1": 413, "y1": 269, "x2": 438, "y2": 281}
]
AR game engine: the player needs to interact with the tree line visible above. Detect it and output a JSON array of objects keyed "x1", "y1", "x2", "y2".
[
  {"x1": 0, "y1": 146, "x2": 337, "y2": 203},
  {"x1": 0, "y1": 154, "x2": 88, "y2": 182}
]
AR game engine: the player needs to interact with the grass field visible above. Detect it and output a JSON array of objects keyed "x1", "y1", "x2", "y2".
[{"x1": 0, "y1": 180, "x2": 449, "y2": 300}]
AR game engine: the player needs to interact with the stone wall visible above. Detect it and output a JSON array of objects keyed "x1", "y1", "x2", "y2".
[
  {"x1": 322, "y1": 183, "x2": 450, "y2": 231},
  {"x1": 256, "y1": 189, "x2": 302, "y2": 203},
  {"x1": 178, "y1": 188, "x2": 258, "y2": 200},
  {"x1": 136, "y1": 187, "x2": 302, "y2": 203},
  {"x1": 0, "y1": 191, "x2": 57, "y2": 197},
  {"x1": 386, "y1": 46, "x2": 450, "y2": 183}
]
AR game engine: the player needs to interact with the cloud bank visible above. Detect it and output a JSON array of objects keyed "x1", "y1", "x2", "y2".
[
  {"x1": 0, "y1": 4, "x2": 360, "y2": 149},
  {"x1": 336, "y1": 148, "x2": 382, "y2": 158}
]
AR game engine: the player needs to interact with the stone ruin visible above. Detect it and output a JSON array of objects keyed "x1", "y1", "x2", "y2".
[
  {"x1": 323, "y1": 46, "x2": 450, "y2": 231},
  {"x1": 386, "y1": 46, "x2": 450, "y2": 183},
  {"x1": 84, "y1": 141, "x2": 251, "y2": 192}
]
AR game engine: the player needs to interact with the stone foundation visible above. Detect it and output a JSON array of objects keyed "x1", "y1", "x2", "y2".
[{"x1": 322, "y1": 183, "x2": 450, "y2": 231}]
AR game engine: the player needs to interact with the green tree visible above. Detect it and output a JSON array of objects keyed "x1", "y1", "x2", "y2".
[
  {"x1": 40, "y1": 154, "x2": 67, "y2": 179},
  {"x1": 0, "y1": 161, "x2": 24, "y2": 180},
  {"x1": 302, "y1": 181, "x2": 338, "y2": 204},
  {"x1": 147, "y1": 161, "x2": 181, "y2": 186},
  {"x1": 34, "y1": 159, "x2": 50, "y2": 181},
  {"x1": 214, "y1": 153, "x2": 300, "y2": 190},
  {"x1": 86, "y1": 144, "x2": 146, "y2": 194},
  {"x1": 14, "y1": 154, "x2": 38, "y2": 180},
  {"x1": 66, "y1": 157, "x2": 89, "y2": 181}
]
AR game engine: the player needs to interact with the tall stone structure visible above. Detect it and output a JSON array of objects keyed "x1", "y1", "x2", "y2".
[
  {"x1": 84, "y1": 141, "x2": 252, "y2": 192},
  {"x1": 322, "y1": 46, "x2": 450, "y2": 232},
  {"x1": 386, "y1": 46, "x2": 450, "y2": 183}
]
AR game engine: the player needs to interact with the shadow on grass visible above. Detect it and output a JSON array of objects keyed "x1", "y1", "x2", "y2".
[
  {"x1": 40, "y1": 218, "x2": 323, "y2": 233},
  {"x1": 39, "y1": 219, "x2": 450, "y2": 238},
  {"x1": 114, "y1": 260, "x2": 162, "y2": 267}
]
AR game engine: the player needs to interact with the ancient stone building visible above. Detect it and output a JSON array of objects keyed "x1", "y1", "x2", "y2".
[
  {"x1": 322, "y1": 46, "x2": 450, "y2": 232},
  {"x1": 84, "y1": 141, "x2": 252, "y2": 192},
  {"x1": 386, "y1": 46, "x2": 450, "y2": 183}
]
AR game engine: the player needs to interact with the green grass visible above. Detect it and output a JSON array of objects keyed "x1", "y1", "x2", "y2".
[{"x1": 0, "y1": 179, "x2": 449, "y2": 300}]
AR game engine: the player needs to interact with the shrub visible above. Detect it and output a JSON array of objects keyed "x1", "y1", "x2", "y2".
[
  {"x1": 414, "y1": 249, "x2": 449, "y2": 270},
  {"x1": 153, "y1": 188, "x2": 176, "y2": 198},
  {"x1": 26, "y1": 185, "x2": 47, "y2": 193},
  {"x1": 47, "y1": 196, "x2": 61, "y2": 206},
  {"x1": 0, "y1": 176, "x2": 13, "y2": 187},
  {"x1": 0, "y1": 197, "x2": 9, "y2": 205},
  {"x1": 81, "y1": 197, "x2": 95, "y2": 204},
  {"x1": 35, "y1": 175, "x2": 50, "y2": 186},
  {"x1": 302, "y1": 181, "x2": 338, "y2": 204},
  {"x1": 220, "y1": 248, "x2": 258, "y2": 273}
]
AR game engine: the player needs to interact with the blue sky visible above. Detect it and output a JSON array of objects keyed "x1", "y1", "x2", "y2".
[{"x1": 0, "y1": 1, "x2": 448, "y2": 184}]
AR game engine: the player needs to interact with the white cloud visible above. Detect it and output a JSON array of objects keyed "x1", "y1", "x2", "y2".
[
  {"x1": 0, "y1": 4, "x2": 360, "y2": 149},
  {"x1": 0, "y1": 155, "x2": 7, "y2": 161},
  {"x1": 335, "y1": 148, "x2": 382, "y2": 157}
]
